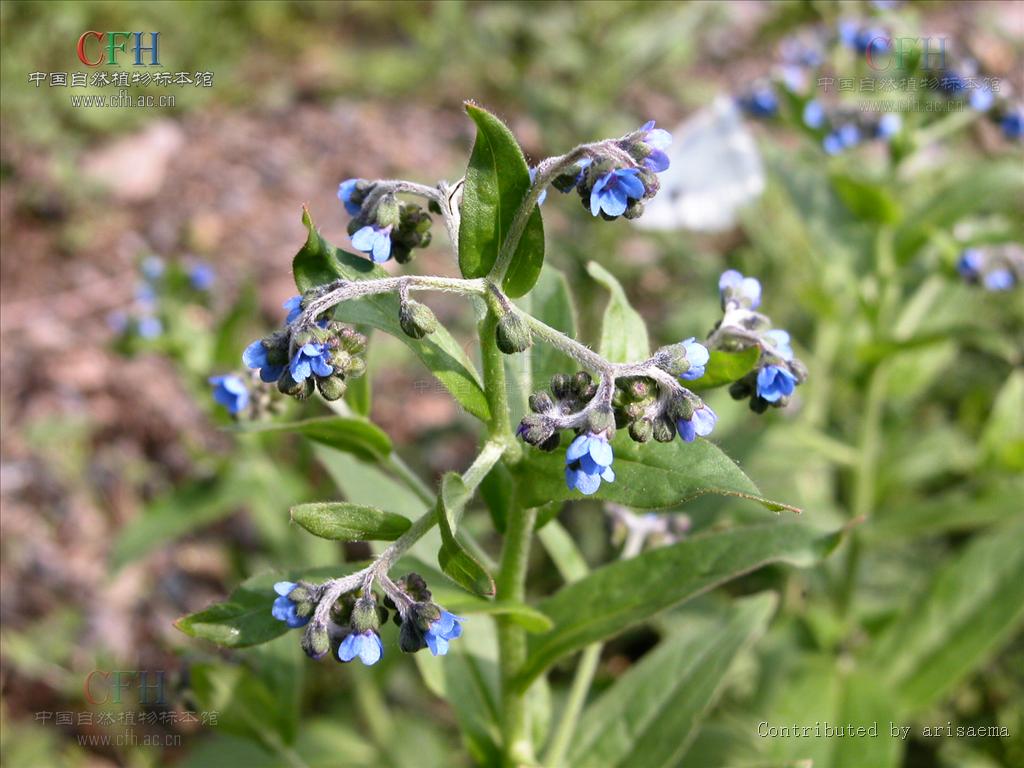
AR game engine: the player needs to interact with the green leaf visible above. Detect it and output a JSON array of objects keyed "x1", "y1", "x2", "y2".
[
  {"x1": 867, "y1": 518, "x2": 1024, "y2": 713},
  {"x1": 237, "y1": 415, "x2": 392, "y2": 462},
  {"x1": 459, "y1": 103, "x2": 545, "y2": 297},
  {"x1": 829, "y1": 172, "x2": 902, "y2": 224},
  {"x1": 293, "y1": 208, "x2": 490, "y2": 421},
  {"x1": 587, "y1": 261, "x2": 650, "y2": 363},
  {"x1": 513, "y1": 522, "x2": 841, "y2": 689},
  {"x1": 175, "y1": 565, "x2": 359, "y2": 648},
  {"x1": 436, "y1": 473, "x2": 496, "y2": 597},
  {"x1": 443, "y1": 600, "x2": 552, "y2": 633},
  {"x1": 568, "y1": 594, "x2": 776, "y2": 768},
  {"x1": 289, "y1": 502, "x2": 411, "y2": 542},
  {"x1": 515, "y1": 432, "x2": 801, "y2": 513},
  {"x1": 189, "y1": 661, "x2": 292, "y2": 747},
  {"x1": 687, "y1": 347, "x2": 761, "y2": 390}
]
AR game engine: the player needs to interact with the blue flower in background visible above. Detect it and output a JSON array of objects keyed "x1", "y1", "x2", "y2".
[
  {"x1": 189, "y1": 263, "x2": 216, "y2": 291},
  {"x1": 271, "y1": 581, "x2": 309, "y2": 629},
  {"x1": 983, "y1": 269, "x2": 1015, "y2": 292},
  {"x1": 137, "y1": 315, "x2": 163, "y2": 339},
  {"x1": 141, "y1": 255, "x2": 165, "y2": 281},
  {"x1": 243, "y1": 339, "x2": 285, "y2": 383},
  {"x1": 424, "y1": 610, "x2": 464, "y2": 656},
  {"x1": 757, "y1": 365, "x2": 797, "y2": 402},
  {"x1": 876, "y1": 113, "x2": 902, "y2": 140},
  {"x1": 290, "y1": 343, "x2": 333, "y2": 383},
  {"x1": 639, "y1": 120, "x2": 672, "y2": 172},
  {"x1": 337, "y1": 178, "x2": 362, "y2": 216},
  {"x1": 351, "y1": 225, "x2": 393, "y2": 263},
  {"x1": 939, "y1": 71, "x2": 967, "y2": 96},
  {"x1": 135, "y1": 282, "x2": 157, "y2": 306},
  {"x1": 970, "y1": 86, "x2": 994, "y2": 112},
  {"x1": 823, "y1": 123, "x2": 860, "y2": 155},
  {"x1": 719, "y1": 269, "x2": 762, "y2": 309},
  {"x1": 565, "y1": 432, "x2": 615, "y2": 495},
  {"x1": 678, "y1": 404, "x2": 717, "y2": 443},
  {"x1": 957, "y1": 248, "x2": 983, "y2": 280},
  {"x1": 590, "y1": 168, "x2": 645, "y2": 217},
  {"x1": 338, "y1": 630, "x2": 383, "y2": 665},
  {"x1": 284, "y1": 295, "x2": 303, "y2": 324},
  {"x1": 763, "y1": 329, "x2": 794, "y2": 361},
  {"x1": 1002, "y1": 107, "x2": 1024, "y2": 140},
  {"x1": 680, "y1": 337, "x2": 710, "y2": 381},
  {"x1": 529, "y1": 167, "x2": 548, "y2": 205},
  {"x1": 739, "y1": 88, "x2": 778, "y2": 118},
  {"x1": 802, "y1": 100, "x2": 825, "y2": 129},
  {"x1": 840, "y1": 22, "x2": 887, "y2": 56},
  {"x1": 209, "y1": 374, "x2": 249, "y2": 415}
]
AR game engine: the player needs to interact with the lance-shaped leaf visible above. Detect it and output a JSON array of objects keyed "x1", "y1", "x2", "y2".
[
  {"x1": 515, "y1": 432, "x2": 800, "y2": 513},
  {"x1": 237, "y1": 415, "x2": 391, "y2": 462},
  {"x1": 459, "y1": 103, "x2": 545, "y2": 298},
  {"x1": 587, "y1": 261, "x2": 649, "y2": 363},
  {"x1": 289, "y1": 502, "x2": 411, "y2": 542},
  {"x1": 867, "y1": 517, "x2": 1024, "y2": 713},
  {"x1": 293, "y1": 208, "x2": 490, "y2": 421},
  {"x1": 567, "y1": 594, "x2": 776, "y2": 768},
  {"x1": 436, "y1": 473, "x2": 496, "y2": 597},
  {"x1": 512, "y1": 522, "x2": 841, "y2": 690},
  {"x1": 686, "y1": 347, "x2": 761, "y2": 391}
]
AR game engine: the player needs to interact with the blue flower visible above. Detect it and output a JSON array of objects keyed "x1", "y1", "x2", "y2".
[
  {"x1": 141, "y1": 256, "x2": 165, "y2": 281},
  {"x1": 739, "y1": 88, "x2": 778, "y2": 118},
  {"x1": 823, "y1": 124, "x2": 860, "y2": 155},
  {"x1": 243, "y1": 339, "x2": 285, "y2": 383},
  {"x1": 1002, "y1": 107, "x2": 1024, "y2": 140},
  {"x1": 137, "y1": 315, "x2": 163, "y2": 339},
  {"x1": 135, "y1": 282, "x2": 157, "y2": 306},
  {"x1": 290, "y1": 343, "x2": 333, "y2": 383},
  {"x1": 939, "y1": 71, "x2": 967, "y2": 95},
  {"x1": 802, "y1": 100, "x2": 825, "y2": 129},
  {"x1": 680, "y1": 337, "x2": 710, "y2": 381},
  {"x1": 957, "y1": 248, "x2": 983, "y2": 279},
  {"x1": 424, "y1": 610, "x2": 464, "y2": 656},
  {"x1": 209, "y1": 374, "x2": 249, "y2": 415},
  {"x1": 565, "y1": 432, "x2": 615, "y2": 495},
  {"x1": 876, "y1": 113, "x2": 902, "y2": 140},
  {"x1": 639, "y1": 120, "x2": 671, "y2": 172},
  {"x1": 529, "y1": 167, "x2": 548, "y2": 206},
  {"x1": 338, "y1": 630, "x2": 383, "y2": 665},
  {"x1": 855, "y1": 27, "x2": 888, "y2": 56},
  {"x1": 983, "y1": 268, "x2": 1015, "y2": 292},
  {"x1": 337, "y1": 178, "x2": 362, "y2": 216},
  {"x1": 189, "y1": 263, "x2": 216, "y2": 291},
  {"x1": 970, "y1": 86, "x2": 994, "y2": 113},
  {"x1": 283, "y1": 295, "x2": 303, "y2": 324},
  {"x1": 271, "y1": 581, "x2": 309, "y2": 629},
  {"x1": 763, "y1": 329, "x2": 794, "y2": 361},
  {"x1": 719, "y1": 269, "x2": 762, "y2": 309},
  {"x1": 590, "y1": 168, "x2": 645, "y2": 218},
  {"x1": 757, "y1": 365, "x2": 797, "y2": 402},
  {"x1": 678, "y1": 404, "x2": 717, "y2": 443},
  {"x1": 351, "y1": 225, "x2": 393, "y2": 263}
]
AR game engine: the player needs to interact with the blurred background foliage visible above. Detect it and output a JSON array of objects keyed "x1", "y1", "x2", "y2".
[{"x1": 1, "y1": 1, "x2": 1022, "y2": 767}]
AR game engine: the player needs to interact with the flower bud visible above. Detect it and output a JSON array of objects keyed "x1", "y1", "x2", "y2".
[
  {"x1": 317, "y1": 375, "x2": 347, "y2": 401},
  {"x1": 302, "y1": 623, "x2": 330, "y2": 660},
  {"x1": 550, "y1": 374, "x2": 572, "y2": 400},
  {"x1": 539, "y1": 431, "x2": 562, "y2": 452},
  {"x1": 351, "y1": 597, "x2": 381, "y2": 633},
  {"x1": 330, "y1": 594, "x2": 355, "y2": 625},
  {"x1": 652, "y1": 416, "x2": 677, "y2": 443},
  {"x1": 517, "y1": 413, "x2": 555, "y2": 446},
  {"x1": 375, "y1": 194, "x2": 401, "y2": 229},
  {"x1": 399, "y1": 618, "x2": 427, "y2": 653},
  {"x1": 528, "y1": 391, "x2": 555, "y2": 414},
  {"x1": 496, "y1": 313, "x2": 532, "y2": 354},
  {"x1": 278, "y1": 371, "x2": 314, "y2": 398},
  {"x1": 571, "y1": 371, "x2": 596, "y2": 399},
  {"x1": 655, "y1": 344, "x2": 691, "y2": 378},
  {"x1": 586, "y1": 406, "x2": 615, "y2": 435},
  {"x1": 629, "y1": 417, "x2": 654, "y2": 443},
  {"x1": 398, "y1": 573, "x2": 432, "y2": 603},
  {"x1": 399, "y1": 300, "x2": 438, "y2": 339},
  {"x1": 666, "y1": 394, "x2": 695, "y2": 423}
]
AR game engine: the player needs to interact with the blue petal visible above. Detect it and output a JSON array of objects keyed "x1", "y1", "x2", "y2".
[
  {"x1": 291, "y1": 357, "x2": 312, "y2": 383},
  {"x1": 693, "y1": 406, "x2": 717, "y2": 437},
  {"x1": 601, "y1": 465, "x2": 615, "y2": 483},
  {"x1": 680, "y1": 365, "x2": 705, "y2": 381},
  {"x1": 578, "y1": 454, "x2": 603, "y2": 475},
  {"x1": 587, "y1": 437, "x2": 613, "y2": 467},
  {"x1": 616, "y1": 171, "x2": 646, "y2": 199},
  {"x1": 426, "y1": 631, "x2": 449, "y2": 656},
  {"x1": 644, "y1": 150, "x2": 670, "y2": 173},
  {"x1": 259, "y1": 363, "x2": 284, "y2": 383},
  {"x1": 310, "y1": 355, "x2": 333, "y2": 378},
  {"x1": 274, "y1": 581, "x2": 298, "y2": 596},
  {"x1": 243, "y1": 340, "x2": 268, "y2": 369},
  {"x1": 572, "y1": 469, "x2": 602, "y2": 496},
  {"x1": 338, "y1": 633, "x2": 359, "y2": 662},
  {"x1": 719, "y1": 270, "x2": 743, "y2": 292},
  {"x1": 359, "y1": 633, "x2": 383, "y2": 665},
  {"x1": 757, "y1": 367, "x2": 783, "y2": 402},
  {"x1": 598, "y1": 187, "x2": 628, "y2": 217},
  {"x1": 683, "y1": 338, "x2": 710, "y2": 368},
  {"x1": 566, "y1": 434, "x2": 591, "y2": 463},
  {"x1": 371, "y1": 232, "x2": 392, "y2": 263},
  {"x1": 741, "y1": 277, "x2": 762, "y2": 308},
  {"x1": 351, "y1": 226, "x2": 377, "y2": 252},
  {"x1": 645, "y1": 127, "x2": 672, "y2": 151},
  {"x1": 678, "y1": 419, "x2": 696, "y2": 443}
]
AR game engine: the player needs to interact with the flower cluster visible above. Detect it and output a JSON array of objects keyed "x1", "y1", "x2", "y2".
[
  {"x1": 957, "y1": 246, "x2": 1022, "y2": 292},
  {"x1": 338, "y1": 179, "x2": 433, "y2": 264},
  {"x1": 243, "y1": 294, "x2": 367, "y2": 401},
  {"x1": 517, "y1": 336, "x2": 718, "y2": 496},
  {"x1": 709, "y1": 270, "x2": 808, "y2": 413},
  {"x1": 271, "y1": 572, "x2": 464, "y2": 667},
  {"x1": 546, "y1": 121, "x2": 671, "y2": 221}
]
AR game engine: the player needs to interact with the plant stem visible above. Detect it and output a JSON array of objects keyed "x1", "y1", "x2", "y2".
[
  {"x1": 479, "y1": 306, "x2": 515, "y2": 443},
  {"x1": 543, "y1": 642, "x2": 600, "y2": 768},
  {"x1": 496, "y1": 499, "x2": 538, "y2": 767}
]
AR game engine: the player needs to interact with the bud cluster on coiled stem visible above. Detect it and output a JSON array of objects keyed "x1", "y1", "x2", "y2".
[{"x1": 339, "y1": 179, "x2": 434, "y2": 264}]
